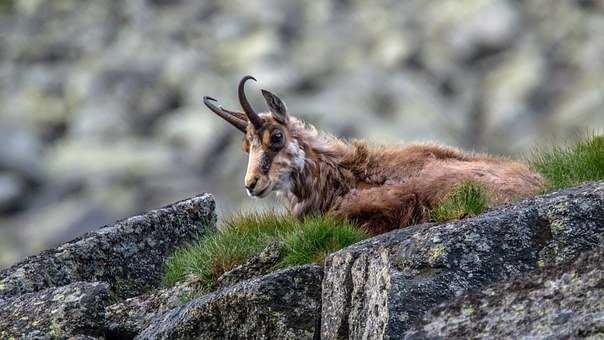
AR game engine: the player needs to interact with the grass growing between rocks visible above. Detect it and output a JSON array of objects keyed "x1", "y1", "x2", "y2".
[
  {"x1": 429, "y1": 134, "x2": 604, "y2": 223},
  {"x1": 162, "y1": 213, "x2": 368, "y2": 291},
  {"x1": 429, "y1": 180, "x2": 491, "y2": 223},
  {"x1": 530, "y1": 134, "x2": 604, "y2": 190}
]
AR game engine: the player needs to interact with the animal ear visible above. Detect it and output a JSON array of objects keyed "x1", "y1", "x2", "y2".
[{"x1": 261, "y1": 89, "x2": 288, "y2": 124}]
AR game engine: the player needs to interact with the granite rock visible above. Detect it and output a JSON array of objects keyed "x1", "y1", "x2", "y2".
[
  {"x1": 406, "y1": 247, "x2": 604, "y2": 339},
  {"x1": 321, "y1": 181, "x2": 604, "y2": 339},
  {"x1": 0, "y1": 193, "x2": 216, "y2": 300},
  {"x1": 0, "y1": 282, "x2": 109, "y2": 339},
  {"x1": 216, "y1": 240, "x2": 284, "y2": 289},
  {"x1": 105, "y1": 276, "x2": 203, "y2": 338},
  {"x1": 138, "y1": 265, "x2": 323, "y2": 340}
]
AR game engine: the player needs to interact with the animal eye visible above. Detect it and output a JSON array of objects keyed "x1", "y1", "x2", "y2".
[{"x1": 270, "y1": 132, "x2": 283, "y2": 145}]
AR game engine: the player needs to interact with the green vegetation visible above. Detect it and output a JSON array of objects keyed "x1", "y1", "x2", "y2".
[
  {"x1": 429, "y1": 180, "x2": 491, "y2": 223},
  {"x1": 429, "y1": 134, "x2": 604, "y2": 223},
  {"x1": 530, "y1": 134, "x2": 604, "y2": 190},
  {"x1": 162, "y1": 213, "x2": 368, "y2": 290}
]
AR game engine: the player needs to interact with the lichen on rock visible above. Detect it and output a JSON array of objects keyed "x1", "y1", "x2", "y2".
[
  {"x1": 0, "y1": 281, "x2": 109, "y2": 338},
  {"x1": 0, "y1": 193, "x2": 216, "y2": 300},
  {"x1": 407, "y1": 247, "x2": 604, "y2": 338},
  {"x1": 321, "y1": 181, "x2": 604, "y2": 339},
  {"x1": 137, "y1": 265, "x2": 324, "y2": 340},
  {"x1": 105, "y1": 275, "x2": 203, "y2": 338},
  {"x1": 216, "y1": 240, "x2": 285, "y2": 289}
]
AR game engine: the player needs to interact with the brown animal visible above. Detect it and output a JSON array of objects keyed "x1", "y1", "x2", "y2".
[{"x1": 204, "y1": 76, "x2": 545, "y2": 234}]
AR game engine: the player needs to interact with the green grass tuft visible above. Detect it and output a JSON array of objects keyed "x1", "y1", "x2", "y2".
[
  {"x1": 530, "y1": 134, "x2": 604, "y2": 190},
  {"x1": 429, "y1": 134, "x2": 603, "y2": 223},
  {"x1": 277, "y1": 215, "x2": 369, "y2": 267},
  {"x1": 429, "y1": 180, "x2": 491, "y2": 223},
  {"x1": 162, "y1": 212, "x2": 368, "y2": 291}
]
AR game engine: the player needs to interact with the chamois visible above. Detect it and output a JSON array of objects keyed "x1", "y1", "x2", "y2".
[{"x1": 203, "y1": 76, "x2": 545, "y2": 234}]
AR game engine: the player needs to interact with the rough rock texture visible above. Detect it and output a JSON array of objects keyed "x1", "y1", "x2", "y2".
[
  {"x1": 406, "y1": 247, "x2": 604, "y2": 339},
  {"x1": 0, "y1": 193, "x2": 216, "y2": 300},
  {"x1": 0, "y1": 282, "x2": 109, "y2": 338},
  {"x1": 106, "y1": 242, "x2": 285, "y2": 338},
  {"x1": 2, "y1": 183, "x2": 603, "y2": 339},
  {"x1": 321, "y1": 181, "x2": 604, "y2": 339},
  {"x1": 137, "y1": 265, "x2": 324, "y2": 340},
  {"x1": 216, "y1": 241, "x2": 284, "y2": 289},
  {"x1": 105, "y1": 275, "x2": 202, "y2": 338}
]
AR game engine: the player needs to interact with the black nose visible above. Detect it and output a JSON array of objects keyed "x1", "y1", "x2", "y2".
[{"x1": 246, "y1": 177, "x2": 259, "y2": 191}]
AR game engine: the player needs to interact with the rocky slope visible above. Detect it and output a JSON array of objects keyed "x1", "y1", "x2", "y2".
[
  {"x1": 0, "y1": 193, "x2": 217, "y2": 338},
  {"x1": 321, "y1": 181, "x2": 604, "y2": 339},
  {"x1": 2, "y1": 0, "x2": 604, "y2": 265},
  {"x1": 0, "y1": 181, "x2": 602, "y2": 339},
  {"x1": 406, "y1": 248, "x2": 604, "y2": 339}
]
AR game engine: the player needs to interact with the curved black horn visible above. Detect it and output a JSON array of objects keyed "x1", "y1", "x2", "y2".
[
  {"x1": 203, "y1": 96, "x2": 247, "y2": 132},
  {"x1": 238, "y1": 75, "x2": 263, "y2": 129}
]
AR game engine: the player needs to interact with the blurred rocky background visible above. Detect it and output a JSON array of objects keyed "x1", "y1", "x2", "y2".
[{"x1": 0, "y1": 0, "x2": 603, "y2": 267}]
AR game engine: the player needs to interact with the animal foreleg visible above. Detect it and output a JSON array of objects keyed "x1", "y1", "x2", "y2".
[{"x1": 329, "y1": 185, "x2": 429, "y2": 234}]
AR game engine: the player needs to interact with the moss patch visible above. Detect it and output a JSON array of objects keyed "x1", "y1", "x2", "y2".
[
  {"x1": 162, "y1": 212, "x2": 368, "y2": 291},
  {"x1": 429, "y1": 180, "x2": 491, "y2": 223}
]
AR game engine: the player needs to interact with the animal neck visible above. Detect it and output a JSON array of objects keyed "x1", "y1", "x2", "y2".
[{"x1": 283, "y1": 123, "x2": 357, "y2": 217}]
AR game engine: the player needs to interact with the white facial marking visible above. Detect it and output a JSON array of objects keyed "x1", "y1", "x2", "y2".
[
  {"x1": 287, "y1": 140, "x2": 305, "y2": 171},
  {"x1": 245, "y1": 139, "x2": 264, "y2": 197},
  {"x1": 245, "y1": 148, "x2": 253, "y2": 193},
  {"x1": 246, "y1": 146, "x2": 255, "y2": 180}
]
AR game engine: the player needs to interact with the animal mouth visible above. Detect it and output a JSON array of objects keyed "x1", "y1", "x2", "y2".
[{"x1": 251, "y1": 183, "x2": 271, "y2": 198}]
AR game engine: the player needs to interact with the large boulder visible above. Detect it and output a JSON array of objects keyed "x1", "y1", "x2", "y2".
[
  {"x1": 0, "y1": 281, "x2": 109, "y2": 339},
  {"x1": 406, "y1": 247, "x2": 604, "y2": 338},
  {"x1": 106, "y1": 241, "x2": 287, "y2": 338},
  {"x1": 321, "y1": 181, "x2": 604, "y2": 339},
  {"x1": 137, "y1": 265, "x2": 324, "y2": 340},
  {"x1": 0, "y1": 193, "x2": 216, "y2": 300}
]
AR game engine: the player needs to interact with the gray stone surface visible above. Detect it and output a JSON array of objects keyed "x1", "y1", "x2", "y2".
[
  {"x1": 0, "y1": 281, "x2": 109, "y2": 339},
  {"x1": 321, "y1": 181, "x2": 604, "y2": 339},
  {"x1": 0, "y1": 193, "x2": 216, "y2": 300},
  {"x1": 105, "y1": 275, "x2": 203, "y2": 338},
  {"x1": 216, "y1": 240, "x2": 284, "y2": 289},
  {"x1": 1, "y1": 182, "x2": 603, "y2": 339},
  {"x1": 137, "y1": 265, "x2": 323, "y2": 340},
  {"x1": 406, "y1": 247, "x2": 604, "y2": 339}
]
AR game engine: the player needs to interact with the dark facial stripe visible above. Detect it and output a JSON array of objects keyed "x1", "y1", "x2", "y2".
[
  {"x1": 259, "y1": 150, "x2": 275, "y2": 175},
  {"x1": 251, "y1": 124, "x2": 285, "y2": 175}
]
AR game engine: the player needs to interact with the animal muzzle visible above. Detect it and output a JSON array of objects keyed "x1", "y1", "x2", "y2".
[{"x1": 244, "y1": 175, "x2": 272, "y2": 197}]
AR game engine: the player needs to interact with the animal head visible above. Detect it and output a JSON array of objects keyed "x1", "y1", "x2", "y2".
[{"x1": 203, "y1": 76, "x2": 306, "y2": 198}]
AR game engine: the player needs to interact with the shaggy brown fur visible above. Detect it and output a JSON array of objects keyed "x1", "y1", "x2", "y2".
[{"x1": 204, "y1": 76, "x2": 545, "y2": 234}]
